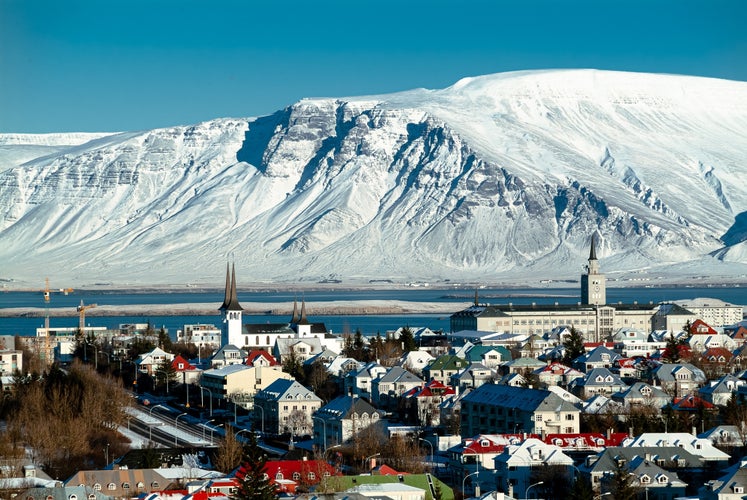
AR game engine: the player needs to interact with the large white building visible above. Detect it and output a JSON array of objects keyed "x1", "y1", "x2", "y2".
[
  {"x1": 673, "y1": 297, "x2": 744, "y2": 327},
  {"x1": 450, "y1": 237, "x2": 656, "y2": 342}
]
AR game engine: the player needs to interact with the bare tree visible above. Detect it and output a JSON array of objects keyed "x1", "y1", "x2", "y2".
[{"x1": 214, "y1": 431, "x2": 245, "y2": 473}]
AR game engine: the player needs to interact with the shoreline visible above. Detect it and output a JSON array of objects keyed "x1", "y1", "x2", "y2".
[{"x1": 0, "y1": 300, "x2": 471, "y2": 318}]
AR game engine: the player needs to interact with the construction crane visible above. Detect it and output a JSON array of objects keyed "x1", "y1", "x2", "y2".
[
  {"x1": 41, "y1": 277, "x2": 74, "y2": 336},
  {"x1": 77, "y1": 300, "x2": 97, "y2": 332}
]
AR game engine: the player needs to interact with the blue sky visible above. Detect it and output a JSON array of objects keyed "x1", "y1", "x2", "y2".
[{"x1": 1, "y1": 0, "x2": 745, "y2": 133}]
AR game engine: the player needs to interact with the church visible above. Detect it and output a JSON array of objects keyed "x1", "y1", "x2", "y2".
[
  {"x1": 450, "y1": 237, "x2": 658, "y2": 342},
  {"x1": 218, "y1": 264, "x2": 342, "y2": 355}
]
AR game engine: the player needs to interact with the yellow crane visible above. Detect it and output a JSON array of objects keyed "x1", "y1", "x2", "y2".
[
  {"x1": 42, "y1": 277, "x2": 74, "y2": 336},
  {"x1": 77, "y1": 300, "x2": 97, "y2": 332}
]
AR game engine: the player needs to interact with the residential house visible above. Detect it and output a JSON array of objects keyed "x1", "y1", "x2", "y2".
[
  {"x1": 464, "y1": 344, "x2": 512, "y2": 369},
  {"x1": 516, "y1": 334, "x2": 552, "y2": 359},
  {"x1": 313, "y1": 395, "x2": 383, "y2": 450},
  {"x1": 209, "y1": 344, "x2": 246, "y2": 369},
  {"x1": 650, "y1": 363, "x2": 707, "y2": 398},
  {"x1": 600, "y1": 456, "x2": 688, "y2": 500},
  {"x1": 171, "y1": 354, "x2": 201, "y2": 385},
  {"x1": 200, "y1": 363, "x2": 293, "y2": 405},
  {"x1": 253, "y1": 379, "x2": 322, "y2": 437},
  {"x1": 459, "y1": 385, "x2": 581, "y2": 436},
  {"x1": 569, "y1": 367, "x2": 628, "y2": 399},
  {"x1": 699, "y1": 374, "x2": 747, "y2": 406},
  {"x1": 136, "y1": 347, "x2": 174, "y2": 376},
  {"x1": 572, "y1": 345, "x2": 621, "y2": 372},
  {"x1": 450, "y1": 362, "x2": 496, "y2": 391},
  {"x1": 21, "y1": 486, "x2": 113, "y2": 500},
  {"x1": 255, "y1": 459, "x2": 338, "y2": 495},
  {"x1": 401, "y1": 379, "x2": 456, "y2": 426},
  {"x1": 493, "y1": 438, "x2": 574, "y2": 499},
  {"x1": 700, "y1": 462, "x2": 747, "y2": 499},
  {"x1": 689, "y1": 333, "x2": 737, "y2": 354},
  {"x1": 611, "y1": 382, "x2": 671, "y2": 410},
  {"x1": 622, "y1": 432, "x2": 731, "y2": 464},
  {"x1": 423, "y1": 355, "x2": 469, "y2": 385},
  {"x1": 0, "y1": 348, "x2": 22, "y2": 391},
  {"x1": 447, "y1": 434, "x2": 528, "y2": 496},
  {"x1": 177, "y1": 323, "x2": 222, "y2": 349},
  {"x1": 274, "y1": 337, "x2": 323, "y2": 364},
  {"x1": 326, "y1": 356, "x2": 364, "y2": 379},
  {"x1": 371, "y1": 366, "x2": 424, "y2": 410},
  {"x1": 532, "y1": 362, "x2": 584, "y2": 389},
  {"x1": 612, "y1": 327, "x2": 665, "y2": 358},
  {"x1": 398, "y1": 350, "x2": 435, "y2": 375},
  {"x1": 344, "y1": 362, "x2": 387, "y2": 401},
  {"x1": 66, "y1": 469, "x2": 170, "y2": 500},
  {"x1": 652, "y1": 303, "x2": 698, "y2": 333},
  {"x1": 669, "y1": 394, "x2": 717, "y2": 415},
  {"x1": 500, "y1": 357, "x2": 544, "y2": 376},
  {"x1": 586, "y1": 446, "x2": 702, "y2": 493}
]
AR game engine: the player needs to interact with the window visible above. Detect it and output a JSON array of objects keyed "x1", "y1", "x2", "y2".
[
  {"x1": 122, "y1": 483, "x2": 131, "y2": 490},
  {"x1": 566, "y1": 414, "x2": 575, "y2": 420},
  {"x1": 88, "y1": 496, "x2": 96, "y2": 500},
  {"x1": 293, "y1": 472, "x2": 301, "y2": 480},
  {"x1": 107, "y1": 483, "x2": 116, "y2": 490},
  {"x1": 68, "y1": 496, "x2": 77, "y2": 500},
  {"x1": 275, "y1": 472, "x2": 284, "y2": 480},
  {"x1": 151, "y1": 482, "x2": 160, "y2": 489},
  {"x1": 658, "y1": 475, "x2": 668, "y2": 484},
  {"x1": 307, "y1": 472, "x2": 316, "y2": 481},
  {"x1": 136, "y1": 482, "x2": 144, "y2": 489},
  {"x1": 93, "y1": 484, "x2": 102, "y2": 491},
  {"x1": 640, "y1": 475, "x2": 650, "y2": 484}
]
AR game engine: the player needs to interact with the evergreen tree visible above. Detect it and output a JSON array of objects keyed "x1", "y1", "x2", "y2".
[
  {"x1": 232, "y1": 431, "x2": 275, "y2": 500},
  {"x1": 353, "y1": 328, "x2": 367, "y2": 360},
  {"x1": 158, "y1": 327, "x2": 172, "y2": 351},
  {"x1": 609, "y1": 459, "x2": 639, "y2": 500},
  {"x1": 568, "y1": 474, "x2": 593, "y2": 500},
  {"x1": 282, "y1": 346, "x2": 304, "y2": 381},
  {"x1": 562, "y1": 327, "x2": 585, "y2": 366},
  {"x1": 663, "y1": 334, "x2": 681, "y2": 363},
  {"x1": 399, "y1": 326, "x2": 417, "y2": 353}
]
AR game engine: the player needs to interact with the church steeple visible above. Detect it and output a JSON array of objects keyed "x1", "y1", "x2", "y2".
[
  {"x1": 298, "y1": 298, "x2": 309, "y2": 325},
  {"x1": 219, "y1": 263, "x2": 243, "y2": 347},
  {"x1": 589, "y1": 235, "x2": 598, "y2": 261},
  {"x1": 290, "y1": 297, "x2": 300, "y2": 324},
  {"x1": 581, "y1": 235, "x2": 606, "y2": 306},
  {"x1": 220, "y1": 263, "x2": 231, "y2": 310}
]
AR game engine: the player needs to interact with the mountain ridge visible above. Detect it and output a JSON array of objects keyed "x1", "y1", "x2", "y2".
[{"x1": 1, "y1": 69, "x2": 746, "y2": 289}]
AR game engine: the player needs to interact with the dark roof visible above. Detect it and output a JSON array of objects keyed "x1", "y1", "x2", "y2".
[
  {"x1": 219, "y1": 263, "x2": 243, "y2": 312},
  {"x1": 589, "y1": 235, "x2": 597, "y2": 260}
]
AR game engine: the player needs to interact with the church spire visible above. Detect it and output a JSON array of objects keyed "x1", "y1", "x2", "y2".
[
  {"x1": 298, "y1": 297, "x2": 309, "y2": 325},
  {"x1": 219, "y1": 263, "x2": 231, "y2": 310},
  {"x1": 589, "y1": 235, "x2": 598, "y2": 261},
  {"x1": 220, "y1": 263, "x2": 243, "y2": 312},
  {"x1": 291, "y1": 297, "x2": 300, "y2": 324}
]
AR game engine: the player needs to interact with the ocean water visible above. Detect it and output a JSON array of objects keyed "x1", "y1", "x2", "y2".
[{"x1": 0, "y1": 285, "x2": 744, "y2": 338}]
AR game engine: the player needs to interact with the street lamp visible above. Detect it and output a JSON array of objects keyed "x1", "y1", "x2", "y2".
[
  {"x1": 364, "y1": 453, "x2": 380, "y2": 471},
  {"x1": 462, "y1": 470, "x2": 479, "y2": 499},
  {"x1": 525, "y1": 480, "x2": 544, "y2": 499},
  {"x1": 148, "y1": 404, "x2": 168, "y2": 442},
  {"x1": 175, "y1": 413, "x2": 188, "y2": 446},
  {"x1": 418, "y1": 437, "x2": 434, "y2": 471},
  {"x1": 253, "y1": 403, "x2": 265, "y2": 435},
  {"x1": 200, "y1": 387, "x2": 213, "y2": 416},
  {"x1": 463, "y1": 445, "x2": 481, "y2": 473},
  {"x1": 312, "y1": 415, "x2": 326, "y2": 452}
]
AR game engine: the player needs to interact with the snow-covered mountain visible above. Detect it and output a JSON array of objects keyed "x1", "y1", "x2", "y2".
[{"x1": 2, "y1": 69, "x2": 747, "y2": 289}]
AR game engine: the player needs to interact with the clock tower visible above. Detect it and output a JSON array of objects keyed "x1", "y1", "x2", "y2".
[{"x1": 581, "y1": 236, "x2": 606, "y2": 305}]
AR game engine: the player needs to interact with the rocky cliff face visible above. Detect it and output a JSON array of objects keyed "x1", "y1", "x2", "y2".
[{"x1": 1, "y1": 69, "x2": 746, "y2": 288}]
